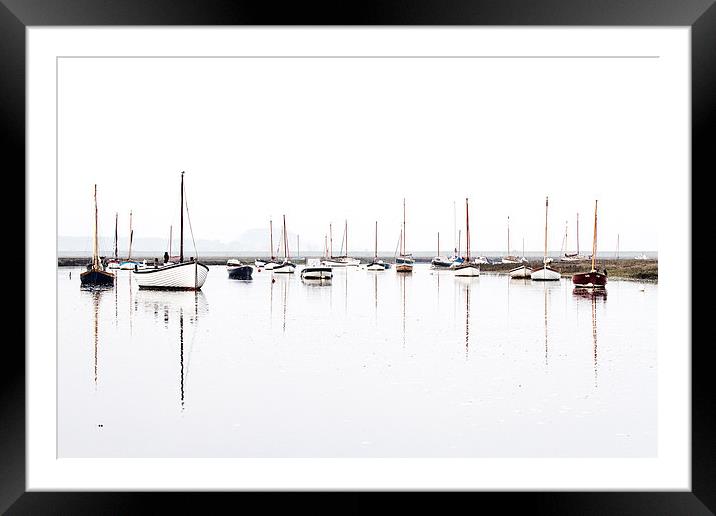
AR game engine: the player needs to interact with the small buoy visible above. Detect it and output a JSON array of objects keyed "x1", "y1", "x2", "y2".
[{"x1": 272, "y1": 277, "x2": 276, "y2": 283}]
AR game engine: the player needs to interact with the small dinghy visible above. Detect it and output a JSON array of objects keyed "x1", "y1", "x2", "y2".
[
  {"x1": 509, "y1": 265, "x2": 532, "y2": 279},
  {"x1": 227, "y1": 259, "x2": 253, "y2": 280},
  {"x1": 301, "y1": 267, "x2": 333, "y2": 280}
]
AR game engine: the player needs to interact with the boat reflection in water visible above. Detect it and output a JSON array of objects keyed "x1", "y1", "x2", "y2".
[
  {"x1": 573, "y1": 286, "x2": 606, "y2": 387},
  {"x1": 81, "y1": 287, "x2": 107, "y2": 388},
  {"x1": 134, "y1": 289, "x2": 208, "y2": 410}
]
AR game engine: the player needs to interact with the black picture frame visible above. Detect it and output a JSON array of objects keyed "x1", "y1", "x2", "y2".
[{"x1": 5, "y1": 0, "x2": 713, "y2": 513}]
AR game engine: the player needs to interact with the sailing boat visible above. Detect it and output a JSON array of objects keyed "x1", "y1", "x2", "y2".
[
  {"x1": 322, "y1": 220, "x2": 360, "y2": 266},
  {"x1": 106, "y1": 212, "x2": 121, "y2": 269},
  {"x1": 502, "y1": 216, "x2": 521, "y2": 263},
  {"x1": 395, "y1": 198, "x2": 415, "y2": 272},
  {"x1": 563, "y1": 212, "x2": 589, "y2": 261},
  {"x1": 572, "y1": 200, "x2": 607, "y2": 289},
  {"x1": 272, "y1": 215, "x2": 296, "y2": 273},
  {"x1": 259, "y1": 218, "x2": 280, "y2": 269},
  {"x1": 431, "y1": 232, "x2": 452, "y2": 269},
  {"x1": 531, "y1": 196, "x2": 561, "y2": 281},
  {"x1": 80, "y1": 185, "x2": 115, "y2": 287},
  {"x1": 133, "y1": 172, "x2": 209, "y2": 290},
  {"x1": 453, "y1": 198, "x2": 480, "y2": 277},
  {"x1": 119, "y1": 210, "x2": 142, "y2": 269},
  {"x1": 509, "y1": 236, "x2": 532, "y2": 278},
  {"x1": 367, "y1": 221, "x2": 386, "y2": 271}
]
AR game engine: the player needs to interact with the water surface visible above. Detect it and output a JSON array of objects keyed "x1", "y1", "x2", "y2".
[{"x1": 58, "y1": 265, "x2": 656, "y2": 457}]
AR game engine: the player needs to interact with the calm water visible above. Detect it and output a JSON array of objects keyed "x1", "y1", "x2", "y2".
[{"x1": 58, "y1": 265, "x2": 656, "y2": 457}]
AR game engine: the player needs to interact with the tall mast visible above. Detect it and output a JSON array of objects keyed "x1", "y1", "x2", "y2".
[
  {"x1": 283, "y1": 214, "x2": 289, "y2": 259},
  {"x1": 179, "y1": 171, "x2": 184, "y2": 263},
  {"x1": 591, "y1": 200, "x2": 598, "y2": 271},
  {"x1": 375, "y1": 221, "x2": 378, "y2": 259},
  {"x1": 576, "y1": 212, "x2": 580, "y2": 255},
  {"x1": 329, "y1": 223, "x2": 333, "y2": 257},
  {"x1": 458, "y1": 229, "x2": 461, "y2": 257},
  {"x1": 543, "y1": 196, "x2": 549, "y2": 264},
  {"x1": 402, "y1": 198, "x2": 406, "y2": 256},
  {"x1": 345, "y1": 220, "x2": 348, "y2": 257},
  {"x1": 453, "y1": 200, "x2": 457, "y2": 254},
  {"x1": 269, "y1": 219, "x2": 274, "y2": 260},
  {"x1": 507, "y1": 216, "x2": 510, "y2": 256},
  {"x1": 93, "y1": 185, "x2": 99, "y2": 269},
  {"x1": 465, "y1": 198, "x2": 470, "y2": 261},
  {"x1": 113, "y1": 212, "x2": 118, "y2": 260},
  {"x1": 128, "y1": 210, "x2": 133, "y2": 261}
]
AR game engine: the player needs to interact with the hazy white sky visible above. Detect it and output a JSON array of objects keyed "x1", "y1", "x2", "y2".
[{"x1": 58, "y1": 43, "x2": 684, "y2": 252}]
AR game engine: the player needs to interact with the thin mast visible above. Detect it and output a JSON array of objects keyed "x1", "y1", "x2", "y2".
[
  {"x1": 113, "y1": 212, "x2": 118, "y2": 260},
  {"x1": 283, "y1": 214, "x2": 289, "y2": 259},
  {"x1": 576, "y1": 212, "x2": 580, "y2": 255},
  {"x1": 374, "y1": 221, "x2": 378, "y2": 259},
  {"x1": 465, "y1": 198, "x2": 470, "y2": 261},
  {"x1": 543, "y1": 196, "x2": 549, "y2": 264},
  {"x1": 330, "y1": 223, "x2": 333, "y2": 258},
  {"x1": 269, "y1": 219, "x2": 274, "y2": 260},
  {"x1": 458, "y1": 229, "x2": 461, "y2": 258},
  {"x1": 345, "y1": 220, "x2": 348, "y2": 257},
  {"x1": 591, "y1": 200, "x2": 598, "y2": 271},
  {"x1": 93, "y1": 185, "x2": 99, "y2": 269},
  {"x1": 453, "y1": 200, "x2": 457, "y2": 254},
  {"x1": 128, "y1": 210, "x2": 133, "y2": 261},
  {"x1": 402, "y1": 198, "x2": 406, "y2": 256},
  {"x1": 179, "y1": 171, "x2": 184, "y2": 263},
  {"x1": 507, "y1": 216, "x2": 510, "y2": 256}
]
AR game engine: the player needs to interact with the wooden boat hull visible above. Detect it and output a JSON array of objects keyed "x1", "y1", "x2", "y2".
[
  {"x1": 227, "y1": 265, "x2": 253, "y2": 280},
  {"x1": 453, "y1": 263, "x2": 480, "y2": 277},
  {"x1": 272, "y1": 261, "x2": 296, "y2": 274},
  {"x1": 572, "y1": 271, "x2": 607, "y2": 288},
  {"x1": 80, "y1": 269, "x2": 115, "y2": 286},
  {"x1": 301, "y1": 267, "x2": 333, "y2": 279},
  {"x1": 395, "y1": 264, "x2": 413, "y2": 273},
  {"x1": 531, "y1": 267, "x2": 561, "y2": 281},
  {"x1": 133, "y1": 261, "x2": 209, "y2": 290},
  {"x1": 509, "y1": 265, "x2": 533, "y2": 279}
]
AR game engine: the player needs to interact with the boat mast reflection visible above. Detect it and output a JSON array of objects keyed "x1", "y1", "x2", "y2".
[
  {"x1": 465, "y1": 281, "x2": 471, "y2": 360},
  {"x1": 401, "y1": 273, "x2": 406, "y2": 349},
  {"x1": 573, "y1": 287, "x2": 606, "y2": 387},
  {"x1": 179, "y1": 307, "x2": 185, "y2": 410}
]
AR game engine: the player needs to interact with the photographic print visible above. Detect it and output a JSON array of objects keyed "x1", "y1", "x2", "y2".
[{"x1": 54, "y1": 29, "x2": 677, "y2": 460}]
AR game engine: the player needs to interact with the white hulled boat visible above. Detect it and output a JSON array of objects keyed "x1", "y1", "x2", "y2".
[
  {"x1": 133, "y1": 172, "x2": 209, "y2": 290},
  {"x1": 367, "y1": 221, "x2": 386, "y2": 271},
  {"x1": 395, "y1": 199, "x2": 414, "y2": 272},
  {"x1": 531, "y1": 196, "x2": 561, "y2": 281},
  {"x1": 453, "y1": 198, "x2": 480, "y2": 277}
]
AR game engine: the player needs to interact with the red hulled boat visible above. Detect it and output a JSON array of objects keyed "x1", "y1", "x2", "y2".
[{"x1": 572, "y1": 200, "x2": 607, "y2": 289}]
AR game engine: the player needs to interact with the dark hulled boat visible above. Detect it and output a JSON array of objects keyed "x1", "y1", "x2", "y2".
[
  {"x1": 80, "y1": 184, "x2": 115, "y2": 288},
  {"x1": 572, "y1": 200, "x2": 607, "y2": 289}
]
